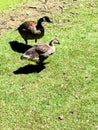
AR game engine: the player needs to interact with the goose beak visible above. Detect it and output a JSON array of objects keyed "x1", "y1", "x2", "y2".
[
  {"x1": 49, "y1": 20, "x2": 53, "y2": 23},
  {"x1": 58, "y1": 42, "x2": 60, "y2": 44},
  {"x1": 56, "y1": 41, "x2": 60, "y2": 44}
]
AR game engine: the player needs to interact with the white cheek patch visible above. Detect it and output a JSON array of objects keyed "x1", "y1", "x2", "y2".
[{"x1": 43, "y1": 17, "x2": 45, "y2": 21}]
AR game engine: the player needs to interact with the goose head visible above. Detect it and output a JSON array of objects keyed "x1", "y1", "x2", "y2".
[
  {"x1": 49, "y1": 38, "x2": 60, "y2": 46},
  {"x1": 38, "y1": 16, "x2": 53, "y2": 23},
  {"x1": 43, "y1": 16, "x2": 53, "y2": 23}
]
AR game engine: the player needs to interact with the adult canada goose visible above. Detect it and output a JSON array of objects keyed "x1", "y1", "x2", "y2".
[
  {"x1": 20, "y1": 38, "x2": 60, "y2": 64},
  {"x1": 17, "y1": 16, "x2": 53, "y2": 45}
]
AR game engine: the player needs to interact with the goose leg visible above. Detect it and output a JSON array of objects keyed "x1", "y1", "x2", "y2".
[
  {"x1": 36, "y1": 61, "x2": 43, "y2": 65},
  {"x1": 24, "y1": 39, "x2": 27, "y2": 45},
  {"x1": 35, "y1": 39, "x2": 37, "y2": 43}
]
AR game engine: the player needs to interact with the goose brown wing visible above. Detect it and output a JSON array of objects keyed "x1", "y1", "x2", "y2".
[
  {"x1": 22, "y1": 21, "x2": 36, "y2": 28},
  {"x1": 25, "y1": 47, "x2": 39, "y2": 59},
  {"x1": 22, "y1": 21, "x2": 42, "y2": 34},
  {"x1": 20, "y1": 21, "x2": 37, "y2": 32},
  {"x1": 35, "y1": 44, "x2": 50, "y2": 54}
]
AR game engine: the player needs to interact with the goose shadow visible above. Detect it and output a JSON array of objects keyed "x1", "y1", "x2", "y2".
[
  {"x1": 13, "y1": 64, "x2": 46, "y2": 74},
  {"x1": 9, "y1": 41, "x2": 32, "y2": 53}
]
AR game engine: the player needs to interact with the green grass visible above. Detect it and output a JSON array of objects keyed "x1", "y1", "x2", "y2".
[
  {"x1": 0, "y1": 0, "x2": 26, "y2": 12},
  {"x1": 0, "y1": 0, "x2": 98, "y2": 130}
]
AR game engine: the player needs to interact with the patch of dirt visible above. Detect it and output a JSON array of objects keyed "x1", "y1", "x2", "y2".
[{"x1": 0, "y1": 1, "x2": 64, "y2": 36}]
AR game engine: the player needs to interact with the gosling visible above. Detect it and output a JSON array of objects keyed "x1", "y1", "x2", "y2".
[{"x1": 20, "y1": 38, "x2": 60, "y2": 64}]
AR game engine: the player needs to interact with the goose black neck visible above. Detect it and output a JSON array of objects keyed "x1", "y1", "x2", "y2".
[
  {"x1": 49, "y1": 40, "x2": 54, "y2": 46},
  {"x1": 37, "y1": 18, "x2": 43, "y2": 25}
]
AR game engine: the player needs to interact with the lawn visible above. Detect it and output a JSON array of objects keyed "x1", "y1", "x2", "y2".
[
  {"x1": 0, "y1": 0, "x2": 98, "y2": 130},
  {"x1": 0, "y1": 0, "x2": 26, "y2": 12}
]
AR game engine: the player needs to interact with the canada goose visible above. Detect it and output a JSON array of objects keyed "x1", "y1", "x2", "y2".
[
  {"x1": 17, "y1": 16, "x2": 53, "y2": 45},
  {"x1": 20, "y1": 38, "x2": 60, "y2": 64}
]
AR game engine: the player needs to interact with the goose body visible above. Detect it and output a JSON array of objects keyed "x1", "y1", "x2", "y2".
[
  {"x1": 21, "y1": 38, "x2": 60, "y2": 64},
  {"x1": 17, "y1": 16, "x2": 52, "y2": 44}
]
